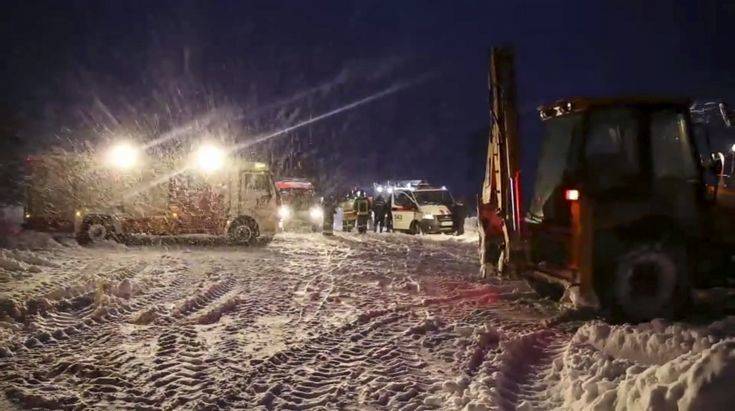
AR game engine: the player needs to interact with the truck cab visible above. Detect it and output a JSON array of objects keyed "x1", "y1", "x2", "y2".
[
  {"x1": 391, "y1": 183, "x2": 455, "y2": 234},
  {"x1": 275, "y1": 178, "x2": 323, "y2": 231}
]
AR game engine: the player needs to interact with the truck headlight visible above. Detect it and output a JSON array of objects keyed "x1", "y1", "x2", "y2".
[
  {"x1": 195, "y1": 144, "x2": 225, "y2": 173},
  {"x1": 278, "y1": 205, "x2": 292, "y2": 220},
  {"x1": 106, "y1": 142, "x2": 139, "y2": 170},
  {"x1": 422, "y1": 213, "x2": 435, "y2": 220},
  {"x1": 309, "y1": 206, "x2": 324, "y2": 221}
]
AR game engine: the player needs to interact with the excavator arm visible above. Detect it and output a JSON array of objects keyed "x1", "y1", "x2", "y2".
[{"x1": 479, "y1": 47, "x2": 522, "y2": 277}]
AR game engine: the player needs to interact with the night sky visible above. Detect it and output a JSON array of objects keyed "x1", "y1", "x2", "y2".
[{"x1": 2, "y1": 0, "x2": 735, "y2": 203}]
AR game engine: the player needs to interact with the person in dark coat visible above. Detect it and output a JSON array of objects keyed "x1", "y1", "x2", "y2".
[
  {"x1": 452, "y1": 200, "x2": 466, "y2": 235},
  {"x1": 384, "y1": 195, "x2": 393, "y2": 232},
  {"x1": 322, "y1": 194, "x2": 336, "y2": 236},
  {"x1": 372, "y1": 195, "x2": 387, "y2": 232}
]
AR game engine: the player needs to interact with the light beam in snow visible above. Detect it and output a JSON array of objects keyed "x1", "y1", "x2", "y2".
[
  {"x1": 229, "y1": 73, "x2": 434, "y2": 153},
  {"x1": 123, "y1": 73, "x2": 433, "y2": 199}
]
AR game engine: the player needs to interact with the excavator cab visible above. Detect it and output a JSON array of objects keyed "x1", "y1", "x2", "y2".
[
  {"x1": 524, "y1": 98, "x2": 723, "y2": 320},
  {"x1": 479, "y1": 47, "x2": 733, "y2": 320}
]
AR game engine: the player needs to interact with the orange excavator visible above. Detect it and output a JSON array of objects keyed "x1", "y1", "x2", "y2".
[{"x1": 478, "y1": 47, "x2": 735, "y2": 320}]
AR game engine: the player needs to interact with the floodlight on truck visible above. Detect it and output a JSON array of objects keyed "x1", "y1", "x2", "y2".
[
  {"x1": 105, "y1": 142, "x2": 139, "y2": 170},
  {"x1": 195, "y1": 143, "x2": 225, "y2": 173}
]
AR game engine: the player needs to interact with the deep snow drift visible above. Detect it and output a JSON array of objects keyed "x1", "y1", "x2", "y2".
[{"x1": 0, "y1": 230, "x2": 733, "y2": 410}]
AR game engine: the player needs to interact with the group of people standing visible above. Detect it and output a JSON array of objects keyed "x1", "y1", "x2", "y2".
[
  {"x1": 320, "y1": 189, "x2": 465, "y2": 236},
  {"x1": 320, "y1": 190, "x2": 392, "y2": 235},
  {"x1": 351, "y1": 192, "x2": 392, "y2": 234},
  {"x1": 367, "y1": 194, "x2": 393, "y2": 233}
]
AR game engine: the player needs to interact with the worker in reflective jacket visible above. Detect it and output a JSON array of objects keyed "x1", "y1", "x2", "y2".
[{"x1": 353, "y1": 192, "x2": 371, "y2": 234}]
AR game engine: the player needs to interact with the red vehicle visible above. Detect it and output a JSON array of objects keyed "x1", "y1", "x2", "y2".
[{"x1": 275, "y1": 178, "x2": 323, "y2": 231}]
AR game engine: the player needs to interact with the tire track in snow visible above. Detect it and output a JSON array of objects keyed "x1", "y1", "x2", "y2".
[
  {"x1": 1, "y1": 233, "x2": 570, "y2": 411},
  {"x1": 0, "y1": 254, "x2": 211, "y2": 409}
]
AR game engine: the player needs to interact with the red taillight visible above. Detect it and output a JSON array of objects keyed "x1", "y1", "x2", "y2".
[{"x1": 564, "y1": 189, "x2": 580, "y2": 201}]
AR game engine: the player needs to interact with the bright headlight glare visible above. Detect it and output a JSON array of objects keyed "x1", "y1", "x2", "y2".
[
  {"x1": 106, "y1": 142, "x2": 139, "y2": 170},
  {"x1": 278, "y1": 205, "x2": 291, "y2": 220},
  {"x1": 309, "y1": 206, "x2": 324, "y2": 221},
  {"x1": 196, "y1": 144, "x2": 225, "y2": 172},
  {"x1": 422, "y1": 213, "x2": 435, "y2": 220}
]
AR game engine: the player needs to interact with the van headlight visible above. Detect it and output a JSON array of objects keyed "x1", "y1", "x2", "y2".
[
  {"x1": 309, "y1": 206, "x2": 324, "y2": 221},
  {"x1": 278, "y1": 205, "x2": 292, "y2": 220},
  {"x1": 422, "y1": 213, "x2": 435, "y2": 220}
]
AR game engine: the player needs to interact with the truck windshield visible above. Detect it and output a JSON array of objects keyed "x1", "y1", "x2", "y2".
[
  {"x1": 414, "y1": 190, "x2": 453, "y2": 206},
  {"x1": 280, "y1": 188, "x2": 316, "y2": 209},
  {"x1": 529, "y1": 114, "x2": 582, "y2": 220}
]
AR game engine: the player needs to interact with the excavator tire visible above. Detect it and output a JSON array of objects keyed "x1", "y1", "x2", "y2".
[{"x1": 610, "y1": 242, "x2": 691, "y2": 322}]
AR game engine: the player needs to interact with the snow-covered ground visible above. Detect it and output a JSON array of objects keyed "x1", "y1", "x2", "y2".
[{"x1": 0, "y1": 230, "x2": 733, "y2": 410}]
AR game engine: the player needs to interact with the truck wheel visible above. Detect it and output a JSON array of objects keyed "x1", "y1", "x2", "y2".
[
  {"x1": 76, "y1": 217, "x2": 111, "y2": 245},
  {"x1": 612, "y1": 243, "x2": 690, "y2": 322},
  {"x1": 229, "y1": 218, "x2": 259, "y2": 245}
]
